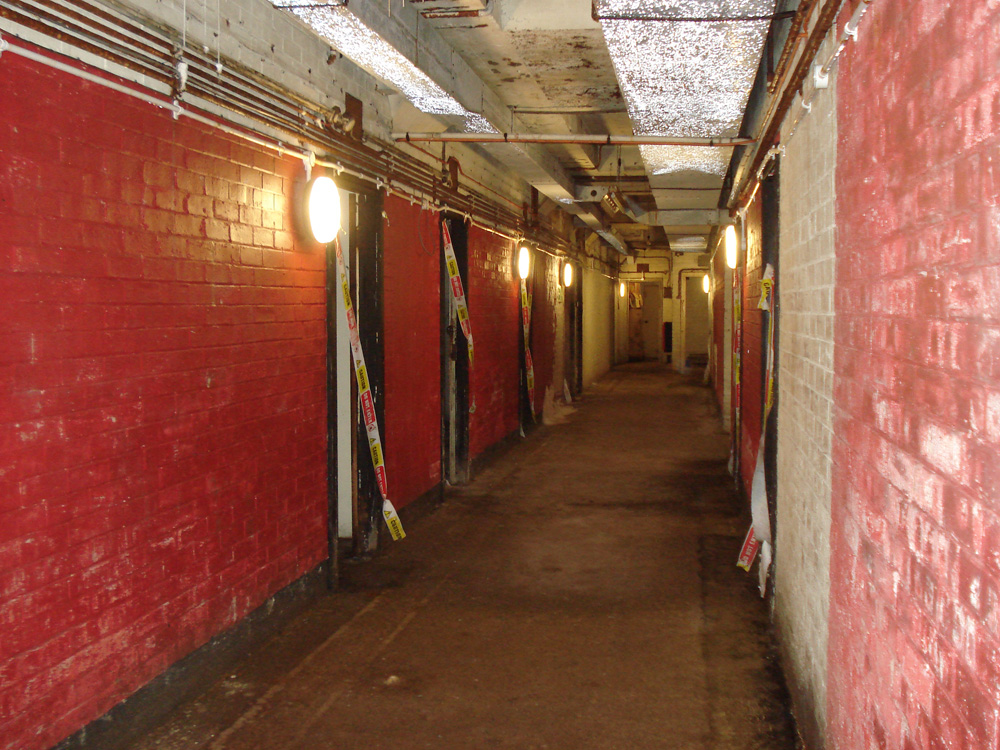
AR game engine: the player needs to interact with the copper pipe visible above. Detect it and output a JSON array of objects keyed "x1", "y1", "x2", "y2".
[
  {"x1": 769, "y1": 0, "x2": 819, "y2": 94},
  {"x1": 732, "y1": 0, "x2": 845, "y2": 211}
]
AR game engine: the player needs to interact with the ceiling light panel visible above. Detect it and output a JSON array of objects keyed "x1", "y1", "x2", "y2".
[
  {"x1": 598, "y1": 0, "x2": 775, "y2": 177},
  {"x1": 272, "y1": 0, "x2": 496, "y2": 131}
]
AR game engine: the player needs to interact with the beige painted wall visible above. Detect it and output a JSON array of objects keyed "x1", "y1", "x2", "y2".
[{"x1": 583, "y1": 269, "x2": 614, "y2": 387}]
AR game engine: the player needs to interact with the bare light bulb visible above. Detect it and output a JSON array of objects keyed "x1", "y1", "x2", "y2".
[
  {"x1": 725, "y1": 224, "x2": 737, "y2": 269},
  {"x1": 619, "y1": 282, "x2": 626, "y2": 298},
  {"x1": 307, "y1": 175, "x2": 341, "y2": 244},
  {"x1": 518, "y1": 246, "x2": 530, "y2": 280},
  {"x1": 703, "y1": 274, "x2": 710, "y2": 294},
  {"x1": 563, "y1": 262, "x2": 573, "y2": 288}
]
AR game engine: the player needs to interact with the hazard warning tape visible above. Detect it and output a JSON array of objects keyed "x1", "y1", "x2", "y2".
[
  {"x1": 759, "y1": 267, "x2": 776, "y2": 417},
  {"x1": 519, "y1": 277, "x2": 536, "y2": 422},
  {"x1": 738, "y1": 264, "x2": 777, "y2": 591},
  {"x1": 736, "y1": 526, "x2": 760, "y2": 572},
  {"x1": 333, "y1": 236, "x2": 405, "y2": 542},
  {"x1": 441, "y1": 219, "x2": 474, "y2": 366}
]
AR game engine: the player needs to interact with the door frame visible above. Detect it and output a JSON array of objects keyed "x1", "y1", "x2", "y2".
[
  {"x1": 440, "y1": 214, "x2": 471, "y2": 485},
  {"x1": 325, "y1": 178, "x2": 385, "y2": 569}
]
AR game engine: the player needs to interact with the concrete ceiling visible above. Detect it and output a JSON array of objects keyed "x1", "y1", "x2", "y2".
[
  {"x1": 421, "y1": 0, "x2": 764, "y2": 252},
  {"x1": 273, "y1": 0, "x2": 773, "y2": 254}
]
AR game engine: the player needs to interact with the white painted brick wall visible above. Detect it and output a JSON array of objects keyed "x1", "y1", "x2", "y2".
[{"x1": 774, "y1": 30, "x2": 838, "y2": 750}]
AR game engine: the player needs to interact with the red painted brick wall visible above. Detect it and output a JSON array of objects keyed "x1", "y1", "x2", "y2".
[
  {"x1": 829, "y1": 1, "x2": 1000, "y2": 747},
  {"x1": 467, "y1": 226, "x2": 519, "y2": 458},
  {"x1": 0, "y1": 54, "x2": 327, "y2": 750},
  {"x1": 383, "y1": 197, "x2": 441, "y2": 507},
  {"x1": 739, "y1": 198, "x2": 764, "y2": 498}
]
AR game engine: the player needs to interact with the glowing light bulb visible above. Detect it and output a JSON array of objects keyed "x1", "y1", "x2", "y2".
[
  {"x1": 518, "y1": 246, "x2": 530, "y2": 280},
  {"x1": 702, "y1": 274, "x2": 710, "y2": 294},
  {"x1": 725, "y1": 224, "x2": 737, "y2": 269},
  {"x1": 307, "y1": 175, "x2": 341, "y2": 244},
  {"x1": 563, "y1": 262, "x2": 573, "y2": 288},
  {"x1": 619, "y1": 281, "x2": 626, "y2": 298}
]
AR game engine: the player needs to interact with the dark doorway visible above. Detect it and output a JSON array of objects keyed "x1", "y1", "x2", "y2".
[
  {"x1": 761, "y1": 165, "x2": 780, "y2": 570},
  {"x1": 346, "y1": 189, "x2": 385, "y2": 554},
  {"x1": 566, "y1": 271, "x2": 583, "y2": 397},
  {"x1": 441, "y1": 215, "x2": 470, "y2": 485}
]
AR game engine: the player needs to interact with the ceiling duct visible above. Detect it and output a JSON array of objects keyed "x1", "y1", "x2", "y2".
[{"x1": 606, "y1": 189, "x2": 728, "y2": 227}]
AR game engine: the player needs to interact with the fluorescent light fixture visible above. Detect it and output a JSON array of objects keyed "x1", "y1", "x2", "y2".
[
  {"x1": 308, "y1": 175, "x2": 341, "y2": 243},
  {"x1": 702, "y1": 273, "x2": 710, "y2": 294},
  {"x1": 272, "y1": 1, "x2": 497, "y2": 132},
  {"x1": 518, "y1": 246, "x2": 531, "y2": 280},
  {"x1": 598, "y1": 0, "x2": 776, "y2": 177},
  {"x1": 671, "y1": 235, "x2": 709, "y2": 252},
  {"x1": 563, "y1": 263, "x2": 573, "y2": 288},
  {"x1": 725, "y1": 224, "x2": 737, "y2": 268}
]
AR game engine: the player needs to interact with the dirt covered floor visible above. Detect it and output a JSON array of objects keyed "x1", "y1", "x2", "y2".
[{"x1": 135, "y1": 364, "x2": 799, "y2": 750}]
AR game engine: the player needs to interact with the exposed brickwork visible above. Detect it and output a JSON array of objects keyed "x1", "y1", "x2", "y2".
[
  {"x1": 383, "y1": 197, "x2": 441, "y2": 507},
  {"x1": 774, "y1": 31, "x2": 838, "y2": 749},
  {"x1": 467, "y1": 226, "x2": 519, "y2": 458},
  {"x1": 0, "y1": 55, "x2": 327, "y2": 750},
  {"x1": 830, "y1": 1, "x2": 1000, "y2": 747},
  {"x1": 739, "y1": 198, "x2": 764, "y2": 499}
]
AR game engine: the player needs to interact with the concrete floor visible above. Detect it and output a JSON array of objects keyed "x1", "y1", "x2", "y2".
[{"x1": 136, "y1": 364, "x2": 799, "y2": 750}]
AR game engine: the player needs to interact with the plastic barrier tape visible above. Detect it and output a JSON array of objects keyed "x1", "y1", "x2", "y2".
[
  {"x1": 334, "y1": 236, "x2": 405, "y2": 542},
  {"x1": 740, "y1": 263, "x2": 777, "y2": 593},
  {"x1": 441, "y1": 219, "x2": 474, "y2": 366},
  {"x1": 737, "y1": 526, "x2": 760, "y2": 571},
  {"x1": 519, "y1": 277, "x2": 536, "y2": 421}
]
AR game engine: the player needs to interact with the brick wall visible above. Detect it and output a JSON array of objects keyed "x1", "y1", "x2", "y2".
[
  {"x1": 774, "y1": 30, "x2": 838, "y2": 749},
  {"x1": 383, "y1": 197, "x2": 441, "y2": 508},
  {"x1": 0, "y1": 54, "x2": 327, "y2": 750},
  {"x1": 829, "y1": 1, "x2": 1000, "y2": 747},
  {"x1": 739, "y1": 198, "x2": 764, "y2": 498},
  {"x1": 467, "y1": 226, "x2": 519, "y2": 458}
]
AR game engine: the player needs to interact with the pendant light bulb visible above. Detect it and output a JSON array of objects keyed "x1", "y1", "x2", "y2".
[
  {"x1": 725, "y1": 224, "x2": 737, "y2": 269},
  {"x1": 518, "y1": 246, "x2": 530, "y2": 280},
  {"x1": 563, "y1": 262, "x2": 573, "y2": 288},
  {"x1": 307, "y1": 175, "x2": 341, "y2": 244}
]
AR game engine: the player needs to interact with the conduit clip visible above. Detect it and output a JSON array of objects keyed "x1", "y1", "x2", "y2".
[
  {"x1": 175, "y1": 57, "x2": 189, "y2": 95},
  {"x1": 302, "y1": 151, "x2": 315, "y2": 182},
  {"x1": 812, "y1": 62, "x2": 830, "y2": 90}
]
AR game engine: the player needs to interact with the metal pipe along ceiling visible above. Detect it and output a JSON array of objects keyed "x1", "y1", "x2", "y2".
[{"x1": 394, "y1": 133, "x2": 755, "y2": 147}]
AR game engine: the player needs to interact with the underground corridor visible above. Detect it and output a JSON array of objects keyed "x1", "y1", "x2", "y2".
[
  {"x1": 128, "y1": 364, "x2": 798, "y2": 750},
  {"x1": 3, "y1": 0, "x2": 1000, "y2": 748}
]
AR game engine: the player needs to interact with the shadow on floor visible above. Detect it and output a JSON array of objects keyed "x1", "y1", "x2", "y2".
[{"x1": 125, "y1": 364, "x2": 799, "y2": 750}]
